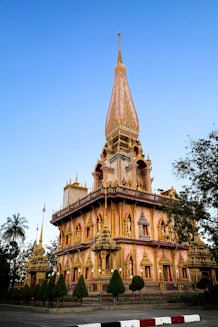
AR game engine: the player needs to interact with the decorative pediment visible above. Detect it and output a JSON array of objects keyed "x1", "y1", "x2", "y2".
[
  {"x1": 138, "y1": 211, "x2": 149, "y2": 225},
  {"x1": 85, "y1": 253, "x2": 93, "y2": 268},
  {"x1": 63, "y1": 262, "x2": 70, "y2": 271},
  {"x1": 66, "y1": 224, "x2": 72, "y2": 236},
  {"x1": 71, "y1": 257, "x2": 81, "y2": 268},
  {"x1": 159, "y1": 252, "x2": 172, "y2": 266},
  {"x1": 86, "y1": 215, "x2": 94, "y2": 227},
  {"x1": 140, "y1": 251, "x2": 152, "y2": 266}
]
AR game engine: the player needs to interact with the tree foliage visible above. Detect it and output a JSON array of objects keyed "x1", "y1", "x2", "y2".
[
  {"x1": 1, "y1": 241, "x2": 33, "y2": 287},
  {"x1": 129, "y1": 275, "x2": 144, "y2": 293},
  {"x1": 54, "y1": 273, "x2": 68, "y2": 299},
  {"x1": 0, "y1": 246, "x2": 11, "y2": 290},
  {"x1": 46, "y1": 275, "x2": 56, "y2": 302},
  {"x1": 196, "y1": 278, "x2": 210, "y2": 290},
  {"x1": 45, "y1": 238, "x2": 58, "y2": 274},
  {"x1": 20, "y1": 285, "x2": 32, "y2": 303},
  {"x1": 106, "y1": 269, "x2": 125, "y2": 301},
  {"x1": 37, "y1": 279, "x2": 48, "y2": 303},
  {"x1": 1, "y1": 213, "x2": 28, "y2": 244},
  {"x1": 73, "y1": 275, "x2": 88, "y2": 304},
  {"x1": 165, "y1": 130, "x2": 218, "y2": 251}
]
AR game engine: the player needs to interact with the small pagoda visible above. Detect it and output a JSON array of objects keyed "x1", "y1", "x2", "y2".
[{"x1": 25, "y1": 220, "x2": 50, "y2": 287}]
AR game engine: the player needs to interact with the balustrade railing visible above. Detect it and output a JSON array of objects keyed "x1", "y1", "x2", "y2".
[{"x1": 51, "y1": 186, "x2": 166, "y2": 224}]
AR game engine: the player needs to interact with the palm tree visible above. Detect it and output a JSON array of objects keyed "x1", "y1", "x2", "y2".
[{"x1": 1, "y1": 213, "x2": 28, "y2": 244}]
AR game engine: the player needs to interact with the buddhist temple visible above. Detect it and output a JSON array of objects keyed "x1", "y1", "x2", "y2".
[
  {"x1": 25, "y1": 219, "x2": 50, "y2": 287},
  {"x1": 51, "y1": 34, "x2": 218, "y2": 292}
]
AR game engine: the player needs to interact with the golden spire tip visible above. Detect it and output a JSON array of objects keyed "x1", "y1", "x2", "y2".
[{"x1": 117, "y1": 32, "x2": 122, "y2": 64}]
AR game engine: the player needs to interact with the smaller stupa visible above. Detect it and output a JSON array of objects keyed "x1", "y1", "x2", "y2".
[{"x1": 25, "y1": 206, "x2": 50, "y2": 287}]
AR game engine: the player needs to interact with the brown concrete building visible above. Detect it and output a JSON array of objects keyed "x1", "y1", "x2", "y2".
[{"x1": 51, "y1": 34, "x2": 217, "y2": 292}]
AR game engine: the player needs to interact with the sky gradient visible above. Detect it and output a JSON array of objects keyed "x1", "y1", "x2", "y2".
[{"x1": 0, "y1": 0, "x2": 217, "y2": 245}]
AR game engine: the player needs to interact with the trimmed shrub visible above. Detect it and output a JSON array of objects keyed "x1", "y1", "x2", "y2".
[
  {"x1": 73, "y1": 275, "x2": 88, "y2": 304},
  {"x1": 167, "y1": 291, "x2": 204, "y2": 304},
  {"x1": 129, "y1": 275, "x2": 144, "y2": 293},
  {"x1": 196, "y1": 278, "x2": 210, "y2": 290},
  {"x1": 106, "y1": 269, "x2": 125, "y2": 303}
]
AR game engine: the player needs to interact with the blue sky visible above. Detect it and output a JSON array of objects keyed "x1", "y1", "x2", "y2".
[{"x1": 0, "y1": 0, "x2": 217, "y2": 246}]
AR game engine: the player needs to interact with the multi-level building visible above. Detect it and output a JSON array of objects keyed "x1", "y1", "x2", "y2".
[{"x1": 51, "y1": 34, "x2": 217, "y2": 292}]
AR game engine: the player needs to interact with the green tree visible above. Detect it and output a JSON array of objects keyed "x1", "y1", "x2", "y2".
[
  {"x1": 162, "y1": 192, "x2": 202, "y2": 244},
  {"x1": 0, "y1": 246, "x2": 10, "y2": 290},
  {"x1": 2, "y1": 241, "x2": 33, "y2": 287},
  {"x1": 46, "y1": 275, "x2": 56, "y2": 305},
  {"x1": 0, "y1": 213, "x2": 29, "y2": 286},
  {"x1": 45, "y1": 238, "x2": 58, "y2": 274},
  {"x1": 106, "y1": 269, "x2": 125, "y2": 304},
  {"x1": 1, "y1": 213, "x2": 28, "y2": 244},
  {"x1": 32, "y1": 284, "x2": 40, "y2": 303},
  {"x1": 54, "y1": 273, "x2": 68, "y2": 306},
  {"x1": 164, "y1": 130, "x2": 218, "y2": 255},
  {"x1": 20, "y1": 284, "x2": 31, "y2": 303},
  {"x1": 37, "y1": 279, "x2": 48, "y2": 305},
  {"x1": 73, "y1": 275, "x2": 88, "y2": 304},
  {"x1": 4, "y1": 241, "x2": 20, "y2": 287},
  {"x1": 196, "y1": 278, "x2": 210, "y2": 290},
  {"x1": 129, "y1": 275, "x2": 144, "y2": 293}
]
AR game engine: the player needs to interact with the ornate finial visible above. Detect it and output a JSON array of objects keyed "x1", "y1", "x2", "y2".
[
  {"x1": 75, "y1": 174, "x2": 78, "y2": 184},
  {"x1": 117, "y1": 32, "x2": 122, "y2": 64},
  {"x1": 39, "y1": 205, "x2": 45, "y2": 245},
  {"x1": 35, "y1": 224, "x2": 39, "y2": 244}
]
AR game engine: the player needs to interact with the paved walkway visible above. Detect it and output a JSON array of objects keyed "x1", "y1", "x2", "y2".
[{"x1": 0, "y1": 302, "x2": 203, "y2": 326}]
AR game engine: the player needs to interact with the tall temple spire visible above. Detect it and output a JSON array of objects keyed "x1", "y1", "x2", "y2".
[
  {"x1": 39, "y1": 204, "x2": 46, "y2": 246},
  {"x1": 93, "y1": 33, "x2": 152, "y2": 193},
  {"x1": 117, "y1": 32, "x2": 122, "y2": 64},
  {"x1": 105, "y1": 33, "x2": 139, "y2": 149}
]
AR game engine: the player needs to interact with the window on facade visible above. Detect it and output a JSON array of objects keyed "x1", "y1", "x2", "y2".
[
  {"x1": 85, "y1": 268, "x2": 89, "y2": 279},
  {"x1": 98, "y1": 254, "x2": 102, "y2": 271},
  {"x1": 73, "y1": 268, "x2": 78, "y2": 282},
  {"x1": 134, "y1": 146, "x2": 139, "y2": 156},
  {"x1": 98, "y1": 174, "x2": 103, "y2": 188},
  {"x1": 86, "y1": 227, "x2": 90, "y2": 238},
  {"x1": 182, "y1": 268, "x2": 188, "y2": 279},
  {"x1": 163, "y1": 265, "x2": 172, "y2": 281},
  {"x1": 144, "y1": 266, "x2": 151, "y2": 278},
  {"x1": 66, "y1": 235, "x2": 69, "y2": 245},
  {"x1": 143, "y1": 225, "x2": 149, "y2": 236},
  {"x1": 106, "y1": 253, "x2": 112, "y2": 272}
]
